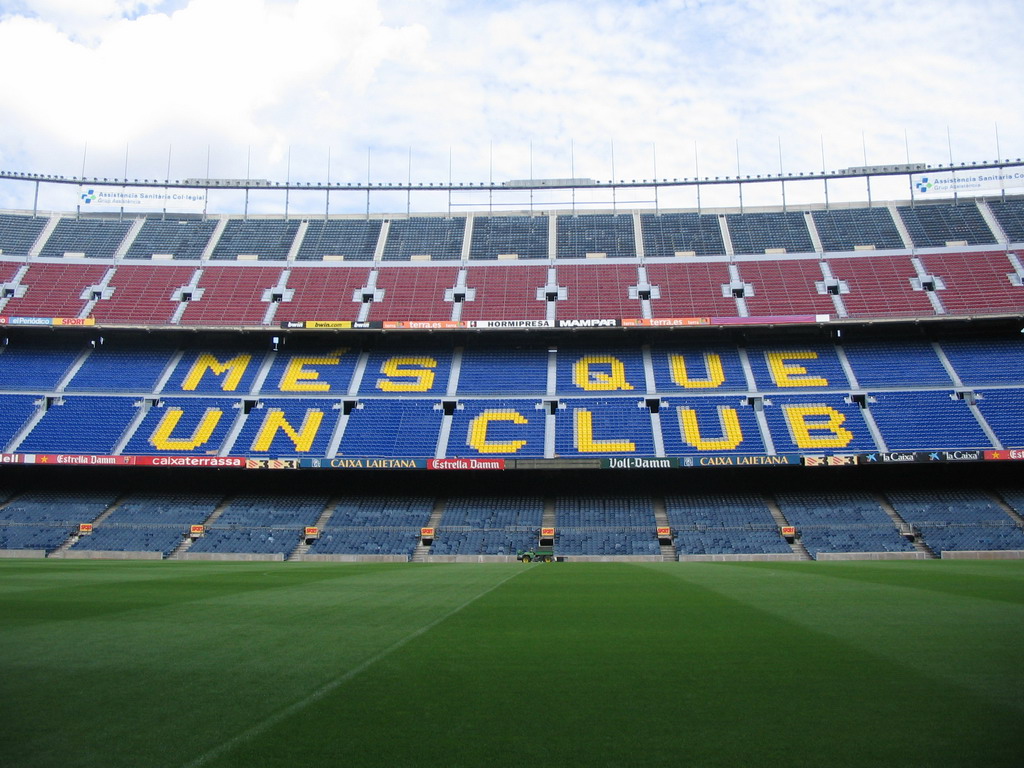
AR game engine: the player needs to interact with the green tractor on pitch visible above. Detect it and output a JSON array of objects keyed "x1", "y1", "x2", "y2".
[{"x1": 516, "y1": 546, "x2": 555, "y2": 563}]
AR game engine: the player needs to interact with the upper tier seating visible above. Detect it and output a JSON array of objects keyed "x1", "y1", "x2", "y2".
[
  {"x1": 986, "y1": 198, "x2": 1024, "y2": 242},
  {"x1": 126, "y1": 219, "x2": 217, "y2": 260},
  {"x1": 0, "y1": 214, "x2": 48, "y2": 255},
  {"x1": 211, "y1": 220, "x2": 300, "y2": 261},
  {"x1": 640, "y1": 212, "x2": 725, "y2": 257},
  {"x1": 382, "y1": 217, "x2": 464, "y2": 261},
  {"x1": 897, "y1": 202, "x2": 996, "y2": 247},
  {"x1": 811, "y1": 208, "x2": 905, "y2": 251},
  {"x1": 296, "y1": 220, "x2": 381, "y2": 261},
  {"x1": 725, "y1": 211, "x2": 813, "y2": 254},
  {"x1": 39, "y1": 218, "x2": 132, "y2": 259},
  {"x1": 556, "y1": 214, "x2": 635, "y2": 259},
  {"x1": 469, "y1": 216, "x2": 548, "y2": 260}
]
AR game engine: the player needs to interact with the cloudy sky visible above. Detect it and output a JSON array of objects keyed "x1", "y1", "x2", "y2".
[{"x1": 0, "y1": 0, "x2": 1020, "y2": 214}]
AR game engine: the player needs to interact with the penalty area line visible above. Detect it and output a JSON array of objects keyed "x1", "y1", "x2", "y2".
[{"x1": 181, "y1": 567, "x2": 525, "y2": 768}]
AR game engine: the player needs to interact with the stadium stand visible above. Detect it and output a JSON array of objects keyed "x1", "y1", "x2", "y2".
[
  {"x1": 460, "y1": 264, "x2": 548, "y2": 320},
  {"x1": 210, "y1": 219, "x2": 300, "y2": 261},
  {"x1": 665, "y1": 493, "x2": 791, "y2": 557},
  {"x1": 469, "y1": 216, "x2": 548, "y2": 260},
  {"x1": 774, "y1": 491, "x2": 915, "y2": 558},
  {"x1": 640, "y1": 212, "x2": 725, "y2": 257},
  {"x1": 126, "y1": 218, "x2": 217, "y2": 260},
  {"x1": 645, "y1": 261, "x2": 738, "y2": 318},
  {"x1": 382, "y1": 217, "x2": 464, "y2": 261},
  {"x1": 296, "y1": 220, "x2": 381, "y2": 261},
  {"x1": 2, "y1": 262, "x2": 107, "y2": 318},
  {"x1": 986, "y1": 198, "x2": 1024, "y2": 242},
  {"x1": 886, "y1": 489, "x2": 1024, "y2": 554},
  {"x1": 39, "y1": 218, "x2": 133, "y2": 259},
  {"x1": 810, "y1": 208, "x2": 905, "y2": 251},
  {"x1": 0, "y1": 213, "x2": 49, "y2": 255},
  {"x1": 897, "y1": 202, "x2": 996, "y2": 247},
  {"x1": 0, "y1": 189, "x2": 1021, "y2": 562},
  {"x1": 725, "y1": 211, "x2": 813, "y2": 254},
  {"x1": 556, "y1": 214, "x2": 635, "y2": 259},
  {"x1": 90, "y1": 265, "x2": 195, "y2": 325}
]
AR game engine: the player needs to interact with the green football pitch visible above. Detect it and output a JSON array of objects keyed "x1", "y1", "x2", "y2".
[{"x1": 1, "y1": 560, "x2": 1021, "y2": 767}]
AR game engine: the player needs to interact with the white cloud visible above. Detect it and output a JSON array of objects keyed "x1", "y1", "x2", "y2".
[{"x1": 0, "y1": 0, "x2": 1021, "y2": 214}]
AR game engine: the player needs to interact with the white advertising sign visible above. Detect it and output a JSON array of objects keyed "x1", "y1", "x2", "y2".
[
  {"x1": 911, "y1": 169, "x2": 1024, "y2": 198},
  {"x1": 76, "y1": 186, "x2": 205, "y2": 212}
]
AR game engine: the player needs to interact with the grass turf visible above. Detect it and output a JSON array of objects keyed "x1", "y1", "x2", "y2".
[{"x1": 1, "y1": 560, "x2": 1022, "y2": 767}]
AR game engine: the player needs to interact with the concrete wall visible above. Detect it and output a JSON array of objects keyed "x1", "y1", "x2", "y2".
[
  {"x1": 0, "y1": 549, "x2": 46, "y2": 559},
  {"x1": 677, "y1": 553, "x2": 802, "y2": 563},
  {"x1": 941, "y1": 550, "x2": 1024, "y2": 560},
  {"x1": 817, "y1": 551, "x2": 929, "y2": 561},
  {"x1": 291, "y1": 554, "x2": 409, "y2": 563},
  {"x1": 58, "y1": 550, "x2": 163, "y2": 561},
  {"x1": 181, "y1": 552, "x2": 284, "y2": 562}
]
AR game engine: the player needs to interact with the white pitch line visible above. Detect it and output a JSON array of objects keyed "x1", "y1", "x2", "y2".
[{"x1": 182, "y1": 567, "x2": 526, "y2": 768}]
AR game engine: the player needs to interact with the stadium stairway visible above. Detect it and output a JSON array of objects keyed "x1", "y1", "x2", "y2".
[
  {"x1": 289, "y1": 496, "x2": 340, "y2": 560},
  {"x1": 875, "y1": 492, "x2": 938, "y2": 559},
  {"x1": 168, "y1": 494, "x2": 232, "y2": 560},
  {"x1": 652, "y1": 497, "x2": 676, "y2": 562},
  {"x1": 764, "y1": 494, "x2": 813, "y2": 560},
  {"x1": 992, "y1": 492, "x2": 1024, "y2": 526},
  {"x1": 49, "y1": 494, "x2": 125, "y2": 558},
  {"x1": 411, "y1": 498, "x2": 445, "y2": 562}
]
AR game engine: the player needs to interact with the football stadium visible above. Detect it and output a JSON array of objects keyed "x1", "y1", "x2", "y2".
[
  {"x1": 0, "y1": 161, "x2": 1022, "y2": 766},
  {"x1": 2, "y1": 2, "x2": 1024, "y2": 765}
]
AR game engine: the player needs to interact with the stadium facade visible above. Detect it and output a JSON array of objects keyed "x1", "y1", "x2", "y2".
[{"x1": 0, "y1": 162, "x2": 1022, "y2": 563}]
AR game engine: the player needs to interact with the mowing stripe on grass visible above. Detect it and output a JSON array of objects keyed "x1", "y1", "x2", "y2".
[{"x1": 180, "y1": 565, "x2": 526, "y2": 768}]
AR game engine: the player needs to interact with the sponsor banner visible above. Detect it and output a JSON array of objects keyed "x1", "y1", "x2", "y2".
[
  {"x1": 928, "y1": 450, "x2": 985, "y2": 462},
  {"x1": 245, "y1": 458, "x2": 300, "y2": 469},
  {"x1": 304, "y1": 526, "x2": 320, "y2": 538},
  {"x1": 827, "y1": 455, "x2": 857, "y2": 466},
  {"x1": 77, "y1": 186, "x2": 206, "y2": 212},
  {"x1": 601, "y1": 457, "x2": 677, "y2": 469},
  {"x1": 985, "y1": 449, "x2": 1024, "y2": 461},
  {"x1": 0, "y1": 453, "x2": 25, "y2": 464},
  {"x1": 556, "y1": 319, "x2": 620, "y2": 328},
  {"x1": 25, "y1": 454, "x2": 137, "y2": 466},
  {"x1": 912, "y1": 169, "x2": 1024, "y2": 198},
  {"x1": 540, "y1": 528, "x2": 555, "y2": 538},
  {"x1": 134, "y1": 455, "x2": 246, "y2": 468},
  {"x1": 427, "y1": 458, "x2": 505, "y2": 470},
  {"x1": 300, "y1": 321, "x2": 353, "y2": 330},
  {"x1": 298, "y1": 458, "x2": 427, "y2": 469},
  {"x1": 621, "y1": 317, "x2": 709, "y2": 328},
  {"x1": 190, "y1": 525, "x2": 206, "y2": 536},
  {"x1": 781, "y1": 526, "x2": 796, "y2": 537},
  {"x1": 0, "y1": 316, "x2": 95, "y2": 326},
  {"x1": 656, "y1": 526, "x2": 671, "y2": 538},
  {"x1": 420, "y1": 528, "x2": 435, "y2": 538},
  {"x1": 382, "y1": 320, "x2": 469, "y2": 330},
  {"x1": 678, "y1": 454, "x2": 803, "y2": 468},
  {"x1": 471, "y1": 320, "x2": 554, "y2": 329},
  {"x1": 78, "y1": 523, "x2": 93, "y2": 534},
  {"x1": 279, "y1": 321, "x2": 381, "y2": 330},
  {"x1": 859, "y1": 452, "x2": 923, "y2": 464}
]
